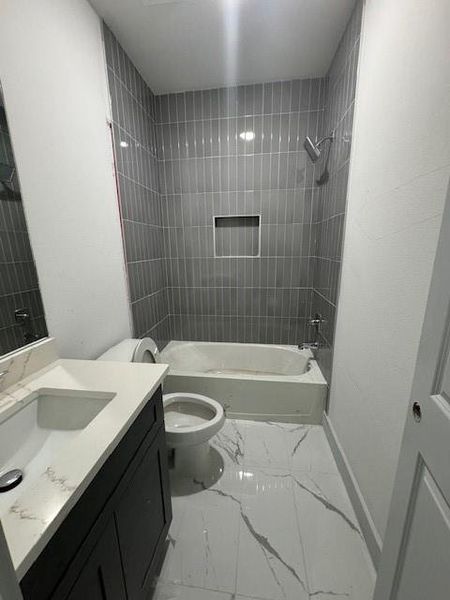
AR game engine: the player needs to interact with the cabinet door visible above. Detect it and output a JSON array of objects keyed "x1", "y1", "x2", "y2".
[
  {"x1": 115, "y1": 427, "x2": 172, "y2": 600},
  {"x1": 66, "y1": 519, "x2": 126, "y2": 600}
]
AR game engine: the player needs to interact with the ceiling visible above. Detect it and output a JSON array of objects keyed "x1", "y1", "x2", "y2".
[{"x1": 89, "y1": 0, "x2": 356, "y2": 94}]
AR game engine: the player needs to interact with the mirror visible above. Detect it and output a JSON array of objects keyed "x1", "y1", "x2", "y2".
[{"x1": 0, "y1": 83, "x2": 47, "y2": 356}]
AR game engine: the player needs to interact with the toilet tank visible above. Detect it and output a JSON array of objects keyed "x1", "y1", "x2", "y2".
[
  {"x1": 97, "y1": 338, "x2": 159, "y2": 363},
  {"x1": 97, "y1": 339, "x2": 138, "y2": 362}
]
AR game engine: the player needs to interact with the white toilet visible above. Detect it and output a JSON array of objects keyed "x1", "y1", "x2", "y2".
[
  {"x1": 163, "y1": 392, "x2": 225, "y2": 476},
  {"x1": 97, "y1": 338, "x2": 225, "y2": 477}
]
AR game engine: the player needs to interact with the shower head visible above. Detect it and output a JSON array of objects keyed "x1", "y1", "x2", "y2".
[
  {"x1": 304, "y1": 132, "x2": 335, "y2": 187},
  {"x1": 304, "y1": 136, "x2": 321, "y2": 162},
  {"x1": 304, "y1": 132, "x2": 335, "y2": 163}
]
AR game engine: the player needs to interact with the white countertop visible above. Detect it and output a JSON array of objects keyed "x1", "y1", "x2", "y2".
[{"x1": 0, "y1": 354, "x2": 168, "y2": 579}]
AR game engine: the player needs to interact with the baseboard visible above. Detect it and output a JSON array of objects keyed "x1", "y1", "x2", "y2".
[{"x1": 322, "y1": 413, "x2": 382, "y2": 569}]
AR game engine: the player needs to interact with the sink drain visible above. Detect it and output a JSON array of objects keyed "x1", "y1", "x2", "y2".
[{"x1": 0, "y1": 469, "x2": 23, "y2": 493}]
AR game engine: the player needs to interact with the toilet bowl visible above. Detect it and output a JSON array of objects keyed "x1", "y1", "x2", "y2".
[
  {"x1": 163, "y1": 392, "x2": 225, "y2": 476},
  {"x1": 98, "y1": 338, "x2": 225, "y2": 477}
]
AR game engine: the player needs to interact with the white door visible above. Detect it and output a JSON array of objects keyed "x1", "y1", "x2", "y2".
[{"x1": 373, "y1": 180, "x2": 450, "y2": 599}]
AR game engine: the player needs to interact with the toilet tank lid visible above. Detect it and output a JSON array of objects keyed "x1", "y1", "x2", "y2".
[
  {"x1": 97, "y1": 339, "x2": 138, "y2": 362},
  {"x1": 97, "y1": 338, "x2": 160, "y2": 363}
]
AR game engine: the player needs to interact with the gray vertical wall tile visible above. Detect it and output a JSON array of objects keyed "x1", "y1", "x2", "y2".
[
  {"x1": 103, "y1": 23, "x2": 170, "y2": 348},
  {"x1": 0, "y1": 92, "x2": 47, "y2": 354},
  {"x1": 103, "y1": 3, "x2": 361, "y2": 352},
  {"x1": 311, "y1": 0, "x2": 363, "y2": 381},
  {"x1": 158, "y1": 76, "x2": 326, "y2": 344}
]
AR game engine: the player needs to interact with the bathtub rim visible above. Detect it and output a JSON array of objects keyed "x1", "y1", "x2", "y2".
[{"x1": 160, "y1": 340, "x2": 327, "y2": 385}]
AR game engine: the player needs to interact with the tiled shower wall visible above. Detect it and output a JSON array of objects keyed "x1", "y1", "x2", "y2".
[
  {"x1": 311, "y1": 1, "x2": 363, "y2": 380},
  {"x1": 0, "y1": 97, "x2": 47, "y2": 355},
  {"x1": 103, "y1": 4, "x2": 361, "y2": 357},
  {"x1": 103, "y1": 25, "x2": 170, "y2": 348},
  {"x1": 157, "y1": 80, "x2": 327, "y2": 343}
]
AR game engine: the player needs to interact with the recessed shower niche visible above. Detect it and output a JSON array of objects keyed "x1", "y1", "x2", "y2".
[{"x1": 213, "y1": 215, "x2": 260, "y2": 258}]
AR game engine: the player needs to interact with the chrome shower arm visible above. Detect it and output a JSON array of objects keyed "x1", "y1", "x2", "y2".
[{"x1": 315, "y1": 132, "x2": 335, "y2": 147}]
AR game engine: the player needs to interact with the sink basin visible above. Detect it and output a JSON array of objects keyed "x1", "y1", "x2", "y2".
[{"x1": 0, "y1": 388, "x2": 115, "y2": 513}]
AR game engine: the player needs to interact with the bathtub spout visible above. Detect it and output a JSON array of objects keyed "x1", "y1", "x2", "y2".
[
  {"x1": 300, "y1": 313, "x2": 326, "y2": 359},
  {"x1": 298, "y1": 341, "x2": 320, "y2": 359}
]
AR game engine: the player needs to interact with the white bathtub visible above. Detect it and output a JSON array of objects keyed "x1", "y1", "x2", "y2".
[{"x1": 160, "y1": 341, "x2": 327, "y2": 424}]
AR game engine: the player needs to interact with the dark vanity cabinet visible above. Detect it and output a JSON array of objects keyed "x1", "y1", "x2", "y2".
[
  {"x1": 65, "y1": 519, "x2": 127, "y2": 600},
  {"x1": 20, "y1": 386, "x2": 172, "y2": 600}
]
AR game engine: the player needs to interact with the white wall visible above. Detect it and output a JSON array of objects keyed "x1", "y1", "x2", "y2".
[
  {"x1": 329, "y1": 0, "x2": 450, "y2": 544},
  {"x1": 0, "y1": 0, "x2": 132, "y2": 359}
]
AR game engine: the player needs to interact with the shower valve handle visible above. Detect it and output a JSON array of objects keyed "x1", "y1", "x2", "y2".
[{"x1": 309, "y1": 315, "x2": 326, "y2": 326}]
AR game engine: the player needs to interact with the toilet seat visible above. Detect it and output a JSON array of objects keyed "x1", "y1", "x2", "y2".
[{"x1": 163, "y1": 392, "x2": 225, "y2": 448}]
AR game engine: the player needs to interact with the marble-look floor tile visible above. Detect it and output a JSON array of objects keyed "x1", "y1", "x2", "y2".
[
  {"x1": 168, "y1": 494, "x2": 188, "y2": 540},
  {"x1": 236, "y1": 467, "x2": 309, "y2": 600},
  {"x1": 160, "y1": 419, "x2": 374, "y2": 600},
  {"x1": 260, "y1": 421, "x2": 312, "y2": 472},
  {"x1": 235, "y1": 597, "x2": 269, "y2": 600},
  {"x1": 287, "y1": 425, "x2": 339, "y2": 474},
  {"x1": 169, "y1": 463, "x2": 243, "y2": 508},
  {"x1": 291, "y1": 471, "x2": 375, "y2": 600},
  {"x1": 159, "y1": 500, "x2": 240, "y2": 593},
  {"x1": 242, "y1": 421, "x2": 291, "y2": 470},
  {"x1": 160, "y1": 467, "x2": 243, "y2": 593},
  {"x1": 151, "y1": 582, "x2": 234, "y2": 599},
  {"x1": 210, "y1": 419, "x2": 246, "y2": 467},
  {"x1": 235, "y1": 421, "x2": 339, "y2": 475}
]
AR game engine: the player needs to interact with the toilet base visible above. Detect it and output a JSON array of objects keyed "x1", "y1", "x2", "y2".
[{"x1": 174, "y1": 442, "x2": 214, "y2": 478}]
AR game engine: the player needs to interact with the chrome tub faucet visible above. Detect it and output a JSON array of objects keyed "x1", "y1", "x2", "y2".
[{"x1": 298, "y1": 313, "x2": 326, "y2": 359}]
